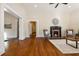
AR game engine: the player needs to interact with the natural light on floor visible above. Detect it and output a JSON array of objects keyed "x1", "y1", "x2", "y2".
[
  {"x1": 4, "y1": 32, "x2": 7, "y2": 40},
  {"x1": 4, "y1": 32, "x2": 8, "y2": 49}
]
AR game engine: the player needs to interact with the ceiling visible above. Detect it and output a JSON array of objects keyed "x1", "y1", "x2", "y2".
[{"x1": 22, "y1": 3, "x2": 79, "y2": 14}]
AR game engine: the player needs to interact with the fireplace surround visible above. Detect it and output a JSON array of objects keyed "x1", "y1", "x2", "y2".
[{"x1": 50, "y1": 26, "x2": 61, "y2": 39}]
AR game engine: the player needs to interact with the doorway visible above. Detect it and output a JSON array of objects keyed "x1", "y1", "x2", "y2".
[
  {"x1": 4, "y1": 11, "x2": 19, "y2": 41},
  {"x1": 30, "y1": 21, "x2": 36, "y2": 38},
  {"x1": 17, "y1": 18, "x2": 19, "y2": 39},
  {"x1": 4, "y1": 10, "x2": 20, "y2": 51}
]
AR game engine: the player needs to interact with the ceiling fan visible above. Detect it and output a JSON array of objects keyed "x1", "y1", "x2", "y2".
[{"x1": 49, "y1": 3, "x2": 68, "y2": 8}]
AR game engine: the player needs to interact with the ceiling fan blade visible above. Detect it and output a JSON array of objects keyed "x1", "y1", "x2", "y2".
[
  {"x1": 62, "y1": 3, "x2": 68, "y2": 5},
  {"x1": 49, "y1": 3, "x2": 54, "y2": 5},
  {"x1": 55, "y1": 3, "x2": 59, "y2": 8}
]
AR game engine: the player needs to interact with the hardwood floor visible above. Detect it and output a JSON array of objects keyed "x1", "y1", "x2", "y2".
[{"x1": 2, "y1": 38, "x2": 79, "y2": 56}]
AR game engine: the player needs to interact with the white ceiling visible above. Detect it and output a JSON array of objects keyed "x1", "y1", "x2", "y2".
[{"x1": 22, "y1": 3, "x2": 79, "y2": 14}]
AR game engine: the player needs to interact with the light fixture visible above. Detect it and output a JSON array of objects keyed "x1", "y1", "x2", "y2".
[
  {"x1": 34, "y1": 4, "x2": 38, "y2": 8},
  {"x1": 68, "y1": 6, "x2": 71, "y2": 8},
  {"x1": 4, "y1": 8, "x2": 8, "y2": 11}
]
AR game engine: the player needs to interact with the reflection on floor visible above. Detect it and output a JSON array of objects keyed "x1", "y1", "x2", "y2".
[
  {"x1": 4, "y1": 38, "x2": 18, "y2": 51},
  {"x1": 2, "y1": 38, "x2": 79, "y2": 56}
]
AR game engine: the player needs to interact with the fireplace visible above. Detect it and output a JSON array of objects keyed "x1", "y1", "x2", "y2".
[
  {"x1": 53, "y1": 30, "x2": 59, "y2": 37},
  {"x1": 50, "y1": 26, "x2": 61, "y2": 39}
]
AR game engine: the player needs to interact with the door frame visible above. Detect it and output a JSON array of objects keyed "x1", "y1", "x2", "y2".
[
  {"x1": 0, "y1": 4, "x2": 24, "y2": 55},
  {"x1": 30, "y1": 21, "x2": 36, "y2": 37},
  {"x1": 28, "y1": 18, "x2": 39, "y2": 37},
  {"x1": 17, "y1": 18, "x2": 19, "y2": 39},
  {"x1": 4, "y1": 4, "x2": 24, "y2": 40}
]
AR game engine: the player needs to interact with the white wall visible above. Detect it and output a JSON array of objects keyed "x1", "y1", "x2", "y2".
[
  {"x1": 0, "y1": 3, "x2": 27, "y2": 55},
  {"x1": 0, "y1": 4, "x2": 5, "y2": 55},
  {"x1": 5, "y1": 3, "x2": 70, "y2": 38},
  {"x1": 4, "y1": 12, "x2": 18, "y2": 38},
  {"x1": 5, "y1": 3, "x2": 27, "y2": 39},
  {"x1": 0, "y1": 3, "x2": 78, "y2": 55},
  {"x1": 24, "y1": 6, "x2": 70, "y2": 37},
  {"x1": 4, "y1": 3, "x2": 72, "y2": 38},
  {"x1": 69, "y1": 9, "x2": 79, "y2": 34}
]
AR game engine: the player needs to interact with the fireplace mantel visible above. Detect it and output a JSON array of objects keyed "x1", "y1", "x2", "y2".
[{"x1": 50, "y1": 26, "x2": 61, "y2": 39}]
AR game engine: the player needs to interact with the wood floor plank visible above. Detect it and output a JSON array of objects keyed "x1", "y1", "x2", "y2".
[{"x1": 2, "y1": 38, "x2": 79, "y2": 56}]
